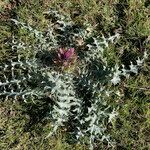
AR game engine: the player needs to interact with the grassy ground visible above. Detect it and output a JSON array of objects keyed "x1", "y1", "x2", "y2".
[{"x1": 0, "y1": 0, "x2": 150, "y2": 149}]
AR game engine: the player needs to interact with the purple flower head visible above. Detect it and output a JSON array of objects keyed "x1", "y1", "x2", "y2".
[{"x1": 58, "y1": 48, "x2": 75, "y2": 61}]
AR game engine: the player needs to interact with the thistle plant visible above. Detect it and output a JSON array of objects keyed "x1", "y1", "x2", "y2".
[{"x1": 0, "y1": 9, "x2": 148, "y2": 149}]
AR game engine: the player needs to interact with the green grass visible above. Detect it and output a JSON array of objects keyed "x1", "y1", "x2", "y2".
[{"x1": 0, "y1": 0, "x2": 150, "y2": 149}]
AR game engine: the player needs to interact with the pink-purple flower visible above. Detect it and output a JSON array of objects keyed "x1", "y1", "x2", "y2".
[
  {"x1": 58, "y1": 48, "x2": 75, "y2": 61},
  {"x1": 56, "y1": 48, "x2": 77, "y2": 66}
]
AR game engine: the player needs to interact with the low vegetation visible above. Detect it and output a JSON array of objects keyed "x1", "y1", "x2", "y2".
[{"x1": 0, "y1": 0, "x2": 150, "y2": 149}]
